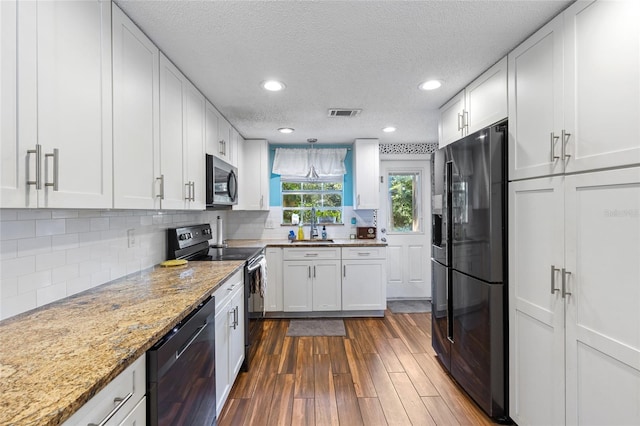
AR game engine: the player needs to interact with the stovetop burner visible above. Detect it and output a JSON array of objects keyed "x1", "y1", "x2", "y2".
[{"x1": 203, "y1": 246, "x2": 262, "y2": 261}]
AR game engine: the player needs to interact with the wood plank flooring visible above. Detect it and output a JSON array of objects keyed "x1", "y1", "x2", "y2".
[{"x1": 218, "y1": 311, "x2": 495, "y2": 425}]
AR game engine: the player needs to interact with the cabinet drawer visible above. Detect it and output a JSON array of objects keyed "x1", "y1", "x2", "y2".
[
  {"x1": 283, "y1": 247, "x2": 340, "y2": 260},
  {"x1": 213, "y1": 269, "x2": 244, "y2": 312},
  {"x1": 63, "y1": 355, "x2": 145, "y2": 426},
  {"x1": 341, "y1": 246, "x2": 386, "y2": 260}
]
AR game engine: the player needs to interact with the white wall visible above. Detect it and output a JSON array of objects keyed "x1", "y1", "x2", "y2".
[{"x1": 0, "y1": 208, "x2": 228, "y2": 320}]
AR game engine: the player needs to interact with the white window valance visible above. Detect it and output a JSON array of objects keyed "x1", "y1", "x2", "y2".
[{"x1": 272, "y1": 148, "x2": 347, "y2": 181}]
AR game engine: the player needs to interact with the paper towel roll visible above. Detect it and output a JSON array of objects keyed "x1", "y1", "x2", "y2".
[{"x1": 216, "y1": 216, "x2": 223, "y2": 247}]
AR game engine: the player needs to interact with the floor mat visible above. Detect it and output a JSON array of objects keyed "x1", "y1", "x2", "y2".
[
  {"x1": 387, "y1": 299, "x2": 432, "y2": 314},
  {"x1": 286, "y1": 319, "x2": 346, "y2": 336}
]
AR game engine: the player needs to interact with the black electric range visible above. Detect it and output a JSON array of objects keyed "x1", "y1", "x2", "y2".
[{"x1": 167, "y1": 224, "x2": 265, "y2": 373}]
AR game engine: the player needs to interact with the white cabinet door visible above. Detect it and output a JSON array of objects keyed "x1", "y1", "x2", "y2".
[
  {"x1": 465, "y1": 56, "x2": 507, "y2": 135},
  {"x1": 20, "y1": 0, "x2": 112, "y2": 208},
  {"x1": 265, "y1": 247, "x2": 283, "y2": 311},
  {"x1": 184, "y1": 81, "x2": 205, "y2": 210},
  {"x1": 508, "y1": 15, "x2": 564, "y2": 181},
  {"x1": 217, "y1": 112, "x2": 232, "y2": 163},
  {"x1": 0, "y1": 0, "x2": 24, "y2": 207},
  {"x1": 112, "y1": 4, "x2": 160, "y2": 210},
  {"x1": 283, "y1": 261, "x2": 313, "y2": 311},
  {"x1": 229, "y1": 284, "x2": 245, "y2": 379},
  {"x1": 508, "y1": 177, "x2": 565, "y2": 426},
  {"x1": 563, "y1": 0, "x2": 640, "y2": 174},
  {"x1": 235, "y1": 139, "x2": 269, "y2": 211},
  {"x1": 311, "y1": 259, "x2": 341, "y2": 311},
  {"x1": 564, "y1": 167, "x2": 640, "y2": 425},
  {"x1": 342, "y1": 260, "x2": 386, "y2": 310},
  {"x1": 214, "y1": 298, "x2": 231, "y2": 415},
  {"x1": 159, "y1": 54, "x2": 187, "y2": 210},
  {"x1": 353, "y1": 138, "x2": 380, "y2": 209},
  {"x1": 438, "y1": 91, "x2": 465, "y2": 148},
  {"x1": 205, "y1": 101, "x2": 219, "y2": 156}
]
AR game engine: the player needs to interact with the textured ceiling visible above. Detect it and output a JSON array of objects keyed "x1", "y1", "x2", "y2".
[{"x1": 115, "y1": 0, "x2": 573, "y2": 145}]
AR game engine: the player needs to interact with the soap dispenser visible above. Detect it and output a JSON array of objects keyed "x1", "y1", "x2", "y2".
[
  {"x1": 321, "y1": 225, "x2": 327, "y2": 240},
  {"x1": 297, "y1": 224, "x2": 304, "y2": 240}
]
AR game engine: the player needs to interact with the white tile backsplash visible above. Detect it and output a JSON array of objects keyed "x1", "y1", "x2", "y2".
[{"x1": 0, "y1": 208, "x2": 228, "y2": 320}]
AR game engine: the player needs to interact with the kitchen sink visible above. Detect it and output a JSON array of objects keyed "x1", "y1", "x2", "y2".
[{"x1": 291, "y1": 239, "x2": 335, "y2": 244}]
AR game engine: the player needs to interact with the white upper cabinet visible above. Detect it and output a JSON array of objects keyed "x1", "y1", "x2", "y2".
[
  {"x1": 352, "y1": 138, "x2": 380, "y2": 209},
  {"x1": 3, "y1": 0, "x2": 112, "y2": 208},
  {"x1": 563, "y1": 0, "x2": 640, "y2": 173},
  {"x1": 235, "y1": 138, "x2": 269, "y2": 210},
  {"x1": 205, "y1": 100, "x2": 220, "y2": 157},
  {"x1": 159, "y1": 54, "x2": 187, "y2": 210},
  {"x1": 184, "y1": 80, "x2": 206, "y2": 210},
  {"x1": 465, "y1": 56, "x2": 508, "y2": 135},
  {"x1": 112, "y1": 3, "x2": 160, "y2": 210},
  {"x1": 508, "y1": 15, "x2": 564, "y2": 180},
  {"x1": 439, "y1": 57, "x2": 507, "y2": 148},
  {"x1": 509, "y1": 0, "x2": 640, "y2": 180},
  {"x1": 439, "y1": 91, "x2": 466, "y2": 148},
  {"x1": 0, "y1": 1, "x2": 20, "y2": 206}
]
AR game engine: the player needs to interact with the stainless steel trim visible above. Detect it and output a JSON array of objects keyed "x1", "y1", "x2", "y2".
[
  {"x1": 87, "y1": 392, "x2": 133, "y2": 426},
  {"x1": 27, "y1": 144, "x2": 42, "y2": 189},
  {"x1": 247, "y1": 254, "x2": 265, "y2": 272},
  {"x1": 176, "y1": 323, "x2": 207, "y2": 358},
  {"x1": 561, "y1": 268, "x2": 572, "y2": 298},
  {"x1": 45, "y1": 148, "x2": 59, "y2": 191},
  {"x1": 550, "y1": 132, "x2": 560, "y2": 161},
  {"x1": 156, "y1": 175, "x2": 165, "y2": 199},
  {"x1": 562, "y1": 130, "x2": 572, "y2": 159},
  {"x1": 551, "y1": 265, "x2": 560, "y2": 294}
]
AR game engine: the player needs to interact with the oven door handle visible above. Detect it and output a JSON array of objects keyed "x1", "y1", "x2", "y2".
[
  {"x1": 247, "y1": 255, "x2": 265, "y2": 272},
  {"x1": 176, "y1": 322, "x2": 208, "y2": 359}
]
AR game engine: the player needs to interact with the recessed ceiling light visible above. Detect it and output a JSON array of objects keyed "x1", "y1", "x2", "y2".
[
  {"x1": 382, "y1": 126, "x2": 397, "y2": 133},
  {"x1": 278, "y1": 127, "x2": 295, "y2": 134},
  {"x1": 418, "y1": 80, "x2": 442, "y2": 91},
  {"x1": 261, "y1": 80, "x2": 286, "y2": 91}
]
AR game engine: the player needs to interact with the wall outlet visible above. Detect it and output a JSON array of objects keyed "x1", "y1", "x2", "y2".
[
  {"x1": 127, "y1": 229, "x2": 136, "y2": 248},
  {"x1": 265, "y1": 219, "x2": 274, "y2": 229}
]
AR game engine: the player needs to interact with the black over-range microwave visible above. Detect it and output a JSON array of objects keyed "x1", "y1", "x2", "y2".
[{"x1": 206, "y1": 154, "x2": 238, "y2": 207}]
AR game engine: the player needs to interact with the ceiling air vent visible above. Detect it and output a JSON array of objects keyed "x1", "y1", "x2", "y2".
[{"x1": 328, "y1": 108, "x2": 362, "y2": 117}]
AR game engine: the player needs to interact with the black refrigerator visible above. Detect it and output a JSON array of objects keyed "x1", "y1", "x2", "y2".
[{"x1": 430, "y1": 120, "x2": 508, "y2": 422}]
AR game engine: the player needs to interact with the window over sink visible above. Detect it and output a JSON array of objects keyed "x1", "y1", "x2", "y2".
[{"x1": 281, "y1": 180, "x2": 343, "y2": 225}]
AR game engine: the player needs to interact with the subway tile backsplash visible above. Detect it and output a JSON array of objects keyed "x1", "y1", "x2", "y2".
[
  {"x1": 0, "y1": 209, "x2": 227, "y2": 320},
  {"x1": 0, "y1": 206, "x2": 379, "y2": 320}
]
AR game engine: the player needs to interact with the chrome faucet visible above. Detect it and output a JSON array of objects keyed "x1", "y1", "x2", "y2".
[{"x1": 310, "y1": 207, "x2": 319, "y2": 239}]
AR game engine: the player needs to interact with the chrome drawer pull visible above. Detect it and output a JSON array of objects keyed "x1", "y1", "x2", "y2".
[{"x1": 87, "y1": 391, "x2": 133, "y2": 426}]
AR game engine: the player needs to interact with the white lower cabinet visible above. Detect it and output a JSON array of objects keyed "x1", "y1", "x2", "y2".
[
  {"x1": 265, "y1": 247, "x2": 283, "y2": 312},
  {"x1": 341, "y1": 247, "x2": 387, "y2": 311},
  {"x1": 63, "y1": 356, "x2": 146, "y2": 426},
  {"x1": 509, "y1": 167, "x2": 640, "y2": 425},
  {"x1": 213, "y1": 269, "x2": 244, "y2": 416},
  {"x1": 283, "y1": 248, "x2": 341, "y2": 312}
]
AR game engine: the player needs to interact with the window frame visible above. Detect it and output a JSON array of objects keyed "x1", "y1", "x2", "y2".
[{"x1": 281, "y1": 179, "x2": 344, "y2": 225}]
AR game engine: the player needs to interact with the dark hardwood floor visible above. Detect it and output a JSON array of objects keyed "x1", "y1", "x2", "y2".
[{"x1": 218, "y1": 311, "x2": 495, "y2": 425}]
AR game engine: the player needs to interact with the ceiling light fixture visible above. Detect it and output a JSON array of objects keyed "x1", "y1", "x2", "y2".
[
  {"x1": 418, "y1": 80, "x2": 442, "y2": 91},
  {"x1": 278, "y1": 127, "x2": 295, "y2": 134},
  {"x1": 382, "y1": 126, "x2": 397, "y2": 133},
  {"x1": 261, "y1": 80, "x2": 286, "y2": 91}
]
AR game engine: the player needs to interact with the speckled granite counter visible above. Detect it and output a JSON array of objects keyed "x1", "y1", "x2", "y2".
[
  {"x1": 0, "y1": 260, "x2": 244, "y2": 426},
  {"x1": 227, "y1": 238, "x2": 387, "y2": 248}
]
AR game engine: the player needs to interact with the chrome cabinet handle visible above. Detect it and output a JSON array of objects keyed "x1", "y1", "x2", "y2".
[
  {"x1": 343, "y1": 265, "x2": 346, "y2": 277},
  {"x1": 87, "y1": 391, "x2": 133, "y2": 426},
  {"x1": 156, "y1": 175, "x2": 164, "y2": 199},
  {"x1": 357, "y1": 194, "x2": 360, "y2": 207},
  {"x1": 304, "y1": 253, "x2": 318, "y2": 257},
  {"x1": 27, "y1": 144, "x2": 42, "y2": 189},
  {"x1": 457, "y1": 113, "x2": 463, "y2": 131},
  {"x1": 313, "y1": 265, "x2": 316, "y2": 278},
  {"x1": 260, "y1": 195, "x2": 264, "y2": 209},
  {"x1": 45, "y1": 148, "x2": 59, "y2": 191},
  {"x1": 561, "y1": 130, "x2": 572, "y2": 160},
  {"x1": 463, "y1": 110, "x2": 469, "y2": 131},
  {"x1": 358, "y1": 252, "x2": 371, "y2": 256},
  {"x1": 308, "y1": 266, "x2": 311, "y2": 278},
  {"x1": 550, "y1": 132, "x2": 560, "y2": 161},
  {"x1": 550, "y1": 265, "x2": 560, "y2": 294},
  {"x1": 191, "y1": 181, "x2": 195, "y2": 201},
  {"x1": 561, "y1": 268, "x2": 572, "y2": 298},
  {"x1": 177, "y1": 323, "x2": 208, "y2": 359}
]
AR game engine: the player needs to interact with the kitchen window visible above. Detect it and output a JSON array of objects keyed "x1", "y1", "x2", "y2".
[{"x1": 281, "y1": 180, "x2": 343, "y2": 225}]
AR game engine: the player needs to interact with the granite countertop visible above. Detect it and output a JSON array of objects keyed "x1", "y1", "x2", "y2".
[
  {"x1": 0, "y1": 260, "x2": 244, "y2": 426},
  {"x1": 227, "y1": 238, "x2": 388, "y2": 248}
]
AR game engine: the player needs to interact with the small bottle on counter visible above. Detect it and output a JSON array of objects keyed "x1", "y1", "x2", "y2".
[
  {"x1": 288, "y1": 230, "x2": 296, "y2": 241},
  {"x1": 297, "y1": 224, "x2": 305, "y2": 240},
  {"x1": 321, "y1": 226, "x2": 327, "y2": 240}
]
